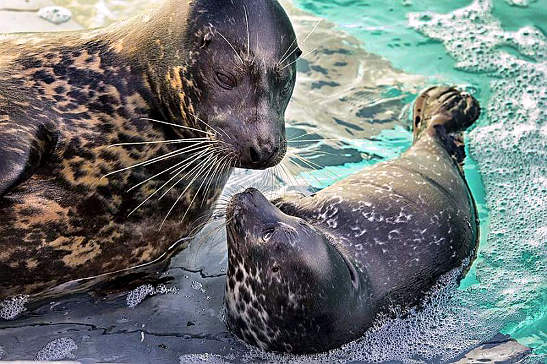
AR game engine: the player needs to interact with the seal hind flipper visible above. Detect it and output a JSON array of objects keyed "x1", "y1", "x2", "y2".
[
  {"x1": 0, "y1": 120, "x2": 56, "y2": 197},
  {"x1": 413, "y1": 86, "x2": 480, "y2": 169}
]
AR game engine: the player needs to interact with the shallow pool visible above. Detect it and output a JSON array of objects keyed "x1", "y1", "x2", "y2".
[{"x1": 0, "y1": 0, "x2": 545, "y2": 362}]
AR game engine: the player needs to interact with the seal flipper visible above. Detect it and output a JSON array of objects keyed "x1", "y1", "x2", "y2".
[
  {"x1": 412, "y1": 86, "x2": 480, "y2": 170},
  {"x1": 0, "y1": 121, "x2": 56, "y2": 197}
]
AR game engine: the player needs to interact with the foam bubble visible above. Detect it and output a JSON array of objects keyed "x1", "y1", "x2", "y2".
[
  {"x1": 126, "y1": 284, "x2": 179, "y2": 308},
  {"x1": 37, "y1": 6, "x2": 72, "y2": 25},
  {"x1": 179, "y1": 353, "x2": 233, "y2": 364},
  {"x1": 35, "y1": 337, "x2": 77, "y2": 361},
  {"x1": 0, "y1": 295, "x2": 29, "y2": 320},
  {"x1": 235, "y1": 264, "x2": 504, "y2": 363}
]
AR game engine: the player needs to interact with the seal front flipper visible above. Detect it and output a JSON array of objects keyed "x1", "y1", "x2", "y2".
[{"x1": 0, "y1": 120, "x2": 56, "y2": 197}]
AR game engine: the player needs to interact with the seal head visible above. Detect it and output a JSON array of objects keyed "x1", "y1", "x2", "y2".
[
  {"x1": 225, "y1": 188, "x2": 373, "y2": 353},
  {"x1": 181, "y1": 0, "x2": 300, "y2": 169}
]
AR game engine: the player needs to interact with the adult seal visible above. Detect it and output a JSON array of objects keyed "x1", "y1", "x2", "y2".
[
  {"x1": 0, "y1": 0, "x2": 301, "y2": 300},
  {"x1": 225, "y1": 87, "x2": 481, "y2": 353}
]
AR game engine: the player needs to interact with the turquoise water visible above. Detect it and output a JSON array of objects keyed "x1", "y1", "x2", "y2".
[{"x1": 295, "y1": 0, "x2": 546, "y2": 357}]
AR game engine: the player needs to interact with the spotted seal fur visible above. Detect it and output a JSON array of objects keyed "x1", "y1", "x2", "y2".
[
  {"x1": 0, "y1": 0, "x2": 302, "y2": 300},
  {"x1": 225, "y1": 86, "x2": 481, "y2": 353}
]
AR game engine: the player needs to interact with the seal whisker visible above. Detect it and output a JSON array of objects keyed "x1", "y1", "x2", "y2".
[
  {"x1": 291, "y1": 153, "x2": 342, "y2": 181},
  {"x1": 166, "y1": 145, "x2": 223, "y2": 175},
  {"x1": 288, "y1": 137, "x2": 346, "y2": 143},
  {"x1": 274, "y1": 163, "x2": 293, "y2": 188},
  {"x1": 126, "y1": 143, "x2": 220, "y2": 193},
  {"x1": 199, "y1": 154, "x2": 230, "y2": 208},
  {"x1": 108, "y1": 138, "x2": 211, "y2": 147},
  {"x1": 216, "y1": 30, "x2": 245, "y2": 65},
  {"x1": 279, "y1": 159, "x2": 301, "y2": 186},
  {"x1": 243, "y1": 5, "x2": 250, "y2": 58},
  {"x1": 159, "y1": 151, "x2": 221, "y2": 230},
  {"x1": 176, "y1": 154, "x2": 224, "y2": 226},
  {"x1": 286, "y1": 156, "x2": 325, "y2": 186},
  {"x1": 191, "y1": 216, "x2": 231, "y2": 249},
  {"x1": 140, "y1": 117, "x2": 214, "y2": 137},
  {"x1": 127, "y1": 147, "x2": 218, "y2": 217},
  {"x1": 188, "y1": 111, "x2": 233, "y2": 141},
  {"x1": 156, "y1": 148, "x2": 218, "y2": 201},
  {"x1": 280, "y1": 48, "x2": 317, "y2": 71},
  {"x1": 101, "y1": 142, "x2": 212, "y2": 179},
  {"x1": 297, "y1": 150, "x2": 340, "y2": 158},
  {"x1": 278, "y1": 19, "x2": 321, "y2": 66},
  {"x1": 279, "y1": 38, "x2": 298, "y2": 67}
]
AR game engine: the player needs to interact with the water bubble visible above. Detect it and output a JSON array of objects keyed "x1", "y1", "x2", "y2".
[
  {"x1": 35, "y1": 337, "x2": 77, "y2": 361},
  {"x1": 37, "y1": 6, "x2": 72, "y2": 25},
  {"x1": 0, "y1": 295, "x2": 29, "y2": 320},
  {"x1": 126, "y1": 284, "x2": 179, "y2": 308}
]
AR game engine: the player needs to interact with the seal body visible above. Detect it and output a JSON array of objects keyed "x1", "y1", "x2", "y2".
[
  {"x1": 0, "y1": 0, "x2": 301, "y2": 300},
  {"x1": 225, "y1": 87, "x2": 481, "y2": 353}
]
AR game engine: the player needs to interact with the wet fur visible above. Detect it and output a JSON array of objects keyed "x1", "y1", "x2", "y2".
[{"x1": 0, "y1": 2, "x2": 229, "y2": 299}]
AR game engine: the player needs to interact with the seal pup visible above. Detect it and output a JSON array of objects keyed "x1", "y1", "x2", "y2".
[
  {"x1": 0, "y1": 0, "x2": 301, "y2": 300},
  {"x1": 225, "y1": 87, "x2": 481, "y2": 353}
]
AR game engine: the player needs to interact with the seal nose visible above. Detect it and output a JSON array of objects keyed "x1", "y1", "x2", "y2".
[
  {"x1": 233, "y1": 188, "x2": 274, "y2": 214},
  {"x1": 240, "y1": 187, "x2": 262, "y2": 203},
  {"x1": 249, "y1": 145, "x2": 279, "y2": 166}
]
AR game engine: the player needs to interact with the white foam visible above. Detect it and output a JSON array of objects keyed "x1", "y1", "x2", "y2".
[
  {"x1": 37, "y1": 6, "x2": 72, "y2": 25},
  {"x1": 35, "y1": 337, "x2": 77, "y2": 361},
  {"x1": 179, "y1": 353, "x2": 234, "y2": 364},
  {"x1": 126, "y1": 284, "x2": 179, "y2": 308},
  {"x1": 0, "y1": 295, "x2": 29, "y2": 320}
]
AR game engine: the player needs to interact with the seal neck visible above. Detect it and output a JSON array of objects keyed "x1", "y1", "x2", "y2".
[{"x1": 109, "y1": 0, "x2": 197, "y2": 127}]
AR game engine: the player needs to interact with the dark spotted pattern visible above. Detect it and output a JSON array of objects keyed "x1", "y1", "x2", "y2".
[{"x1": 0, "y1": 1, "x2": 238, "y2": 300}]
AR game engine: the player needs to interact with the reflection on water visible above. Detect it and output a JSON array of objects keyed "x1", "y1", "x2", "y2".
[{"x1": 0, "y1": 0, "x2": 544, "y2": 362}]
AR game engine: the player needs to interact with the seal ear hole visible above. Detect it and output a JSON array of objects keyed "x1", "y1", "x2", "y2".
[
  {"x1": 200, "y1": 26, "x2": 214, "y2": 49},
  {"x1": 262, "y1": 227, "x2": 276, "y2": 242}
]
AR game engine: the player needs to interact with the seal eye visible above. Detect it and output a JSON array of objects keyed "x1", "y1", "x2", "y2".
[
  {"x1": 272, "y1": 265, "x2": 280, "y2": 273},
  {"x1": 215, "y1": 71, "x2": 236, "y2": 89}
]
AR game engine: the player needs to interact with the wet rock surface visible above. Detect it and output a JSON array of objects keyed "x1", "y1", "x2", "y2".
[{"x1": 451, "y1": 334, "x2": 532, "y2": 364}]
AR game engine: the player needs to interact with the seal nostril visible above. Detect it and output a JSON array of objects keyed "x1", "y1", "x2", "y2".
[{"x1": 249, "y1": 147, "x2": 260, "y2": 163}]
